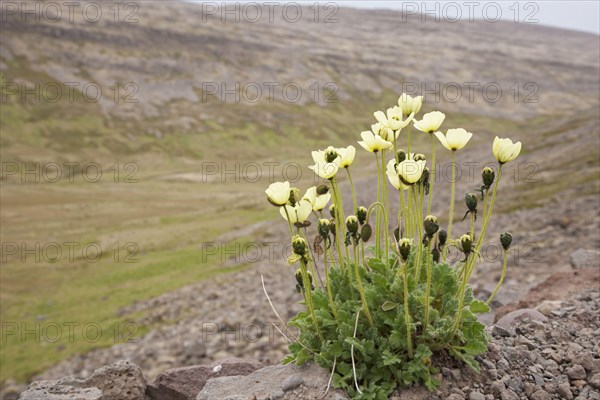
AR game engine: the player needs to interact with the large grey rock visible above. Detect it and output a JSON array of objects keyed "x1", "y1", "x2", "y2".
[
  {"x1": 570, "y1": 248, "x2": 600, "y2": 269},
  {"x1": 18, "y1": 381, "x2": 102, "y2": 400},
  {"x1": 19, "y1": 361, "x2": 145, "y2": 400},
  {"x1": 196, "y1": 363, "x2": 349, "y2": 400},
  {"x1": 147, "y1": 358, "x2": 263, "y2": 400},
  {"x1": 495, "y1": 308, "x2": 548, "y2": 334}
]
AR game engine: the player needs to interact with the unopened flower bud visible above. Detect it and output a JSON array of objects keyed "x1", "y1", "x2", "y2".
[
  {"x1": 414, "y1": 153, "x2": 426, "y2": 161},
  {"x1": 431, "y1": 246, "x2": 440, "y2": 263},
  {"x1": 318, "y1": 219, "x2": 330, "y2": 238},
  {"x1": 289, "y1": 187, "x2": 300, "y2": 206},
  {"x1": 482, "y1": 167, "x2": 495, "y2": 188},
  {"x1": 423, "y1": 215, "x2": 439, "y2": 237},
  {"x1": 399, "y1": 238, "x2": 412, "y2": 261},
  {"x1": 329, "y1": 204, "x2": 336, "y2": 218},
  {"x1": 292, "y1": 235, "x2": 307, "y2": 256},
  {"x1": 396, "y1": 149, "x2": 406, "y2": 163},
  {"x1": 500, "y1": 232, "x2": 512, "y2": 250},
  {"x1": 316, "y1": 184, "x2": 329, "y2": 195},
  {"x1": 420, "y1": 167, "x2": 430, "y2": 184},
  {"x1": 460, "y1": 234, "x2": 473, "y2": 255},
  {"x1": 295, "y1": 268, "x2": 303, "y2": 286},
  {"x1": 356, "y1": 206, "x2": 368, "y2": 225},
  {"x1": 361, "y1": 224, "x2": 372, "y2": 242},
  {"x1": 465, "y1": 193, "x2": 478, "y2": 213},
  {"x1": 438, "y1": 229, "x2": 447, "y2": 246},
  {"x1": 329, "y1": 219, "x2": 336, "y2": 235},
  {"x1": 346, "y1": 215, "x2": 359, "y2": 234},
  {"x1": 325, "y1": 146, "x2": 338, "y2": 163}
]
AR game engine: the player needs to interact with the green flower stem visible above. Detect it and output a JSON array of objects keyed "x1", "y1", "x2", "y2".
[
  {"x1": 407, "y1": 185, "x2": 414, "y2": 238},
  {"x1": 346, "y1": 167, "x2": 358, "y2": 214},
  {"x1": 443, "y1": 151, "x2": 457, "y2": 261},
  {"x1": 331, "y1": 178, "x2": 350, "y2": 260},
  {"x1": 487, "y1": 249, "x2": 508, "y2": 305},
  {"x1": 470, "y1": 212, "x2": 476, "y2": 242},
  {"x1": 374, "y1": 153, "x2": 382, "y2": 257},
  {"x1": 427, "y1": 134, "x2": 436, "y2": 215},
  {"x1": 465, "y1": 166, "x2": 503, "y2": 281},
  {"x1": 302, "y1": 228, "x2": 322, "y2": 288},
  {"x1": 401, "y1": 261, "x2": 413, "y2": 358},
  {"x1": 381, "y1": 150, "x2": 390, "y2": 261},
  {"x1": 407, "y1": 123, "x2": 412, "y2": 158},
  {"x1": 283, "y1": 207, "x2": 294, "y2": 236},
  {"x1": 424, "y1": 241, "x2": 432, "y2": 333},
  {"x1": 329, "y1": 179, "x2": 345, "y2": 266},
  {"x1": 300, "y1": 259, "x2": 323, "y2": 342},
  {"x1": 452, "y1": 254, "x2": 472, "y2": 334},
  {"x1": 324, "y1": 247, "x2": 338, "y2": 318},
  {"x1": 399, "y1": 189, "x2": 407, "y2": 238},
  {"x1": 353, "y1": 251, "x2": 374, "y2": 327},
  {"x1": 412, "y1": 187, "x2": 423, "y2": 282}
]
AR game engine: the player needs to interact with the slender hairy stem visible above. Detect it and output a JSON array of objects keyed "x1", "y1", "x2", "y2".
[
  {"x1": 465, "y1": 166, "x2": 503, "y2": 280},
  {"x1": 374, "y1": 153, "x2": 382, "y2": 257},
  {"x1": 381, "y1": 151, "x2": 390, "y2": 261},
  {"x1": 427, "y1": 134, "x2": 436, "y2": 215},
  {"x1": 401, "y1": 261, "x2": 413, "y2": 358},
  {"x1": 424, "y1": 242, "x2": 432, "y2": 333},
  {"x1": 283, "y1": 207, "x2": 294, "y2": 236},
  {"x1": 330, "y1": 178, "x2": 346, "y2": 265},
  {"x1": 407, "y1": 123, "x2": 412, "y2": 157},
  {"x1": 399, "y1": 188, "x2": 407, "y2": 238},
  {"x1": 452, "y1": 254, "x2": 472, "y2": 334},
  {"x1": 412, "y1": 187, "x2": 424, "y2": 283},
  {"x1": 346, "y1": 167, "x2": 358, "y2": 214},
  {"x1": 443, "y1": 151, "x2": 456, "y2": 261},
  {"x1": 353, "y1": 250, "x2": 374, "y2": 326},
  {"x1": 351, "y1": 311, "x2": 363, "y2": 394},
  {"x1": 324, "y1": 247, "x2": 338, "y2": 318},
  {"x1": 470, "y1": 212, "x2": 476, "y2": 242},
  {"x1": 300, "y1": 259, "x2": 323, "y2": 342},
  {"x1": 302, "y1": 227, "x2": 322, "y2": 288},
  {"x1": 487, "y1": 249, "x2": 508, "y2": 305}
]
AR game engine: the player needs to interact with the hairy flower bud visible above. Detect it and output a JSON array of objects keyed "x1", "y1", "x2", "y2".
[
  {"x1": 465, "y1": 193, "x2": 478, "y2": 213},
  {"x1": 329, "y1": 204, "x2": 336, "y2": 218},
  {"x1": 420, "y1": 167, "x2": 430, "y2": 184},
  {"x1": 431, "y1": 246, "x2": 440, "y2": 263},
  {"x1": 361, "y1": 224, "x2": 372, "y2": 242},
  {"x1": 399, "y1": 238, "x2": 412, "y2": 261},
  {"x1": 500, "y1": 232, "x2": 512, "y2": 251},
  {"x1": 438, "y1": 229, "x2": 447, "y2": 246},
  {"x1": 292, "y1": 235, "x2": 307, "y2": 256},
  {"x1": 414, "y1": 153, "x2": 426, "y2": 161},
  {"x1": 356, "y1": 206, "x2": 368, "y2": 225},
  {"x1": 318, "y1": 219, "x2": 331, "y2": 238},
  {"x1": 289, "y1": 187, "x2": 300, "y2": 206},
  {"x1": 482, "y1": 167, "x2": 495, "y2": 188},
  {"x1": 460, "y1": 234, "x2": 473, "y2": 255},
  {"x1": 346, "y1": 215, "x2": 359, "y2": 234},
  {"x1": 396, "y1": 149, "x2": 406, "y2": 163},
  {"x1": 295, "y1": 269, "x2": 313, "y2": 291},
  {"x1": 316, "y1": 184, "x2": 329, "y2": 195},
  {"x1": 423, "y1": 215, "x2": 439, "y2": 237}
]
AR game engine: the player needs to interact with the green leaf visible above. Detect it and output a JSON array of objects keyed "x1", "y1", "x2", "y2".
[
  {"x1": 381, "y1": 301, "x2": 397, "y2": 311},
  {"x1": 470, "y1": 299, "x2": 490, "y2": 314}
]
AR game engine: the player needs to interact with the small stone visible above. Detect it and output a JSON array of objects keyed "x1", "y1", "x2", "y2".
[
  {"x1": 446, "y1": 395, "x2": 463, "y2": 400},
  {"x1": 524, "y1": 382, "x2": 536, "y2": 396},
  {"x1": 530, "y1": 390, "x2": 552, "y2": 400},
  {"x1": 557, "y1": 382, "x2": 574, "y2": 400},
  {"x1": 500, "y1": 388, "x2": 518, "y2": 400},
  {"x1": 469, "y1": 391, "x2": 485, "y2": 400},
  {"x1": 490, "y1": 381, "x2": 505, "y2": 397},
  {"x1": 567, "y1": 365, "x2": 587, "y2": 380},
  {"x1": 281, "y1": 374, "x2": 304, "y2": 391},
  {"x1": 590, "y1": 373, "x2": 600, "y2": 389}
]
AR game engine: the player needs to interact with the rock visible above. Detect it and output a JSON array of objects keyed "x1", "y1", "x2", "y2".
[
  {"x1": 566, "y1": 365, "x2": 587, "y2": 380},
  {"x1": 469, "y1": 391, "x2": 485, "y2": 400},
  {"x1": 79, "y1": 360, "x2": 146, "y2": 400},
  {"x1": 18, "y1": 381, "x2": 102, "y2": 400},
  {"x1": 147, "y1": 358, "x2": 263, "y2": 400},
  {"x1": 500, "y1": 388, "x2": 518, "y2": 400},
  {"x1": 281, "y1": 374, "x2": 304, "y2": 392},
  {"x1": 446, "y1": 395, "x2": 463, "y2": 400},
  {"x1": 495, "y1": 309, "x2": 547, "y2": 332},
  {"x1": 530, "y1": 390, "x2": 552, "y2": 400},
  {"x1": 557, "y1": 382, "x2": 574, "y2": 400},
  {"x1": 196, "y1": 363, "x2": 348, "y2": 400},
  {"x1": 589, "y1": 373, "x2": 600, "y2": 389},
  {"x1": 570, "y1": 248, "x2": 600, "y2": 269},
  {"x1": 536, "y1": 300, "x2": 563, "y2": 316}
]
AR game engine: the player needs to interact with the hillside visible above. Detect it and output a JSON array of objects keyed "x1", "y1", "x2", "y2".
[{"x1": 1, "y1": 0, "x2": 599, "y2": 390}]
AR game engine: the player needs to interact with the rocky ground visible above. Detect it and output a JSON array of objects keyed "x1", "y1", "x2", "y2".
[{"x1": 12, "y1": 287, "x2": 600, "y2": 400}]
